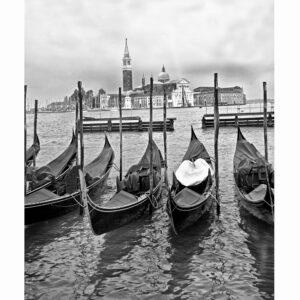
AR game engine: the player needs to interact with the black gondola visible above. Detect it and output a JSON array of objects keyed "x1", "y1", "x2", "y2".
[
  {"x1": 26, "y1": 134, "x2": 40, "y2": 166},
  {"x1": 26, "y1": 131, "x2": 77, "y2": 195},
  {"x1": 167, "y1": 126, "x2": 215, "y2": 233},
  {"x1": 25, "y1": 134, "x2": 114, "y2": 225},
  {"x1": 81, "y1": 137, "x2": 163, "y2": 236},
  {"x1": 233, "y1": 127, "x2": 274, "y2": 224}
]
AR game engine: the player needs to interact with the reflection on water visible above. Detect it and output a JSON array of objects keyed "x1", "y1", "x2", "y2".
[
  {"x1": 239, "y1": 206, "x2": 274, "y2": 299},
  {"x1": 25, "y1": 107, "x2": 274, "y2": 299}
]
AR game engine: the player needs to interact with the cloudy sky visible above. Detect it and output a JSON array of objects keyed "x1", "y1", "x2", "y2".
[{"x1": 25, "y1": 0, "x2": 274, "y2": 103}]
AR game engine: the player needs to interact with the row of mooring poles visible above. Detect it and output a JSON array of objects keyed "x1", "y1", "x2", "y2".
[
  {"x1": 33, "y1": 99, "x2": 38, "y2": 167},
  {"x1": 149, "y1": 77, "x2": 154, "y2": 215},
  {"x1": 163, "y1": 83, "x2": 169, "y2": 194},
  {"x1": 119, "y1": 87, "x2": 123, "y2": 181},
  {"x1": 24, "y1": 85, "x2": 27, "y2": 195},
  {"x1": 77, "y1": 81, "x2": 84, "y2": 215},
  {"x1": 214, "y1": 73, "x2": 220, "y2": 216},
  {"x1": 263, "y1": 82, "x2": 268, "y2": 161}
]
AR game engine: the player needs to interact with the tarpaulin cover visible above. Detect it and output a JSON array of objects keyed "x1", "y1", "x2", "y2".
[
  {"x1": 84, "y1": 135, "x2": 114, "y2": 179},
  {"x1": 175, "y1": 158, "x2": 213, "y2": 187},
  {"x1": 26, "y1": 135, "x2": 40, "y2": 164},
  {"x1": 126, "y1": 138, "x2": 163, "y2": 175},
  {"x1": 233, "y1": 128, "x2": 273, "y2": 176},
  {"x1": 45, "y1": 132, "x2": 77, "y2": 177},
  {"x1": 182, "y1": 127, "x2": 211, "y2": 164}
]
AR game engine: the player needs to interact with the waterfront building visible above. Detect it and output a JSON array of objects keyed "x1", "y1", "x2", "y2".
[{"x1": 193, "y1": 86, "x2": 246, "y2": 106}]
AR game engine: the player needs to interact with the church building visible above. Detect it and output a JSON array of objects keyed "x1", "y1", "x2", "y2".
[{"x1": 121, "y1": 39, "x2": 194, "y2": 108}]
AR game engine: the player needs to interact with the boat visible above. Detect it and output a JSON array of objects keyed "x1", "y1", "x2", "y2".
[
  {"x1": 81, "y1": 137, "x2": 163, "y2": 235},
  {"x1": 26, "y1": 134, "x2": 40, "y2": 166},
  {"x1": 25, "y1": 134, "x2": 114, "y2": 225},
  {"x1": 26, "y1": 131, "x2": 77, "y2": 195},
  {"x1": 233, "y1": 127, "x2": 274, "y2": 224},
  {"x1": 166, "y1": 126, "x2": 215, "y2": 233}
]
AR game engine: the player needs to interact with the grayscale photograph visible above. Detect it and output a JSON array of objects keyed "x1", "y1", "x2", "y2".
[{"x1": 24, "y1": 0, "x2": 274, "y2": 299}]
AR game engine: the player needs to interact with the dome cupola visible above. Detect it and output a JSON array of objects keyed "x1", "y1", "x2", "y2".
[{"x1": 158, "y1": 65, "x2": 170, "y2": 83}]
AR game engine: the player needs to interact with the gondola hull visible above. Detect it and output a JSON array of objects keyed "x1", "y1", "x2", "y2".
[
  {"x1": 25, "y1": 192, "x2": 81, "y2": 225},
  {"x1": 233, "y1": 127, "x2": 274, "y2": 224},
  {"x1": 87, "y1": 180, "x2": 162, "y2": 235},
  {"x1": 168, "y1": 191, "x2": 214, "y2": 233},
  {"x1": 25, "y1": 166, "x2": 112, "y2": 225},
  {"x1": 234, "y1": 182, "x2": 274, "y2": 225}
]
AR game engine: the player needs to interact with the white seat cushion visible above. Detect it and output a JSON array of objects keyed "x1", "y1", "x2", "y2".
[{"x1": 175, "y1": 158, "x2": 213, "y2": 187}]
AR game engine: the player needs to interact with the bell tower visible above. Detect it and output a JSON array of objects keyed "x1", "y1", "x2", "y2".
[{"x1": 122, "y1": 38, "x2": 133, "y2": 92}]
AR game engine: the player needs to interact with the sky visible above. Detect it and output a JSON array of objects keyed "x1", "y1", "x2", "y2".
[{"x1": 25, "y1": 0, "x2": 274, "y2": 104}]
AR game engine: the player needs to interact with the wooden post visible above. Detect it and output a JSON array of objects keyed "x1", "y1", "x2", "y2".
[
  {"x1": 33, "y1": 99, "x2": 38, "y2": 167},
  {"x1": 75, "y1": 94, "x2": 79, "y2": 165},
  {"x1": 78, "y1": 81, "x2": 84, "y2": 215},
  {"x1": 24, "y1": 85, "x2": 27, "y2": 194},
  {"x1": 163, "y1": 85, "x2": 169, "y2": 189},
  {"x1": 119, "y1": 87, "x2": 122, "y2": 180},
  {"x1": 214, "y1": 73, "x2": 220, "y2": 215},
  {"x1": 149, "y1": 77, "x2": 154, "y2": 214},
  {"x1": 263, "y1": 82, "x2": 268, "y2": 161}
]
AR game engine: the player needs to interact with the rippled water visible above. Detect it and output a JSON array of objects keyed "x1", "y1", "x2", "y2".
[{"x1": 25, "y1": 107, "x2": 274, "y2": 299}]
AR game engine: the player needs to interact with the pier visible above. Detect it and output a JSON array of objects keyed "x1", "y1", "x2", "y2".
[
  {"x1": 82, "y1": 116, "x2": 176, "y2": 132},
  {"x1": 202, "y1": 112, "x2": 274, "y2": 128}
]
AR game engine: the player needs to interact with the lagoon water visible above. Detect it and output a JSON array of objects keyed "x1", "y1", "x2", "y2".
[{"x1": 25, "y1": 106, "x2": 274, "y2": 299}]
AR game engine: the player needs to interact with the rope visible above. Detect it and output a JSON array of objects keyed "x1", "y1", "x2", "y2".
[
  {"x1": 70, "y1": 193, "x2": 86, "y2": 208},
  {"x1": 204, "y1": 191, "x2": 220, "y2": 206},
  {"x1": 263, "y1": 164, "x2": 274, "y2": 217},
  {"x1": 112, "y1": 163, "x2": 120, "y2": 172}
]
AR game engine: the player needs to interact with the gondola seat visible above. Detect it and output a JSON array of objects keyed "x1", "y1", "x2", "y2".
[
  {"x1": 103, "y1": 190, "x2": 137, "y2": 208},
  {"x1": 174, "y1": 187, "x2": 205, "y2": 208},
  {"x1": 244, "y1": 184, "x2": 267, "y2": 203}
]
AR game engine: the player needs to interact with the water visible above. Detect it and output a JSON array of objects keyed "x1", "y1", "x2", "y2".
[{"x1": 25, "y1": 107, "x2": 274, "y2": 299}]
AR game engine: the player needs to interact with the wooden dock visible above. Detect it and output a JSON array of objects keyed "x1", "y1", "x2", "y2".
[
  {"x1": 202, "y1": 112, "x2": 274, "y2": 128},
  {"x1": 82, "y1": 116, "x2": 176, "y2": 132}
]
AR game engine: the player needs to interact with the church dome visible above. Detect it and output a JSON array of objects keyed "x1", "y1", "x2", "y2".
[{"x1": 158, "y1": 65, "x2": 170, "y2": 83}]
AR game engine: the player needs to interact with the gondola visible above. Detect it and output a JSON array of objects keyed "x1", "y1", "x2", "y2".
[
  {"x1": 25, "y1": 134, "x2": 114, "y2": 225},
  {"x1": 167, "y1": 126, "x2": 215, "y2": 233},
  {"x1": 81, "y1": 137, "x2": 163, "y2": 236},
  {"x1": 25, "y1": 134, "x2": 40, "y2": 166},
  {"x1": 233, "y1": 127, "x2": 274, "y2": 224},
  {"x1": 26, "y1": 131, "x2": 77, "y2": 195}
]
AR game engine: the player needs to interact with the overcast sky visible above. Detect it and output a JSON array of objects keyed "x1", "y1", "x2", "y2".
[{"x1": 25, "y1": 0, "x2": 274, "y2": 103}]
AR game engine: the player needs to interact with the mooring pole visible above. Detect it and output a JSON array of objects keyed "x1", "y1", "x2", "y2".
[
  {"x1": 24, "y1": 85, "x2": 27, "y2": 194},
  {"x1": 214, "y1": 73, "x2": 220, "y2": 216},
  {"x1": 33, "y1": 99, "x2": 38, "y2": 167},
  {"x1": 263, "y1": 82, "x2": 268, "y2": 161},
  {"x1": 119, "y1": 87, "x2": 123, "y2": 180},
  {"x1": 163, "y1": 85, "x2": 169, "y2": 190},
  {"x1": 75, "y1": 93, "x2": 79, "y2": 166},
  {"x1": 149, "y1": 77, "x2": 154, "y2": 215},
  {"x1": 78, "y1": 81, "x2": 84, "y2": 215}
]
